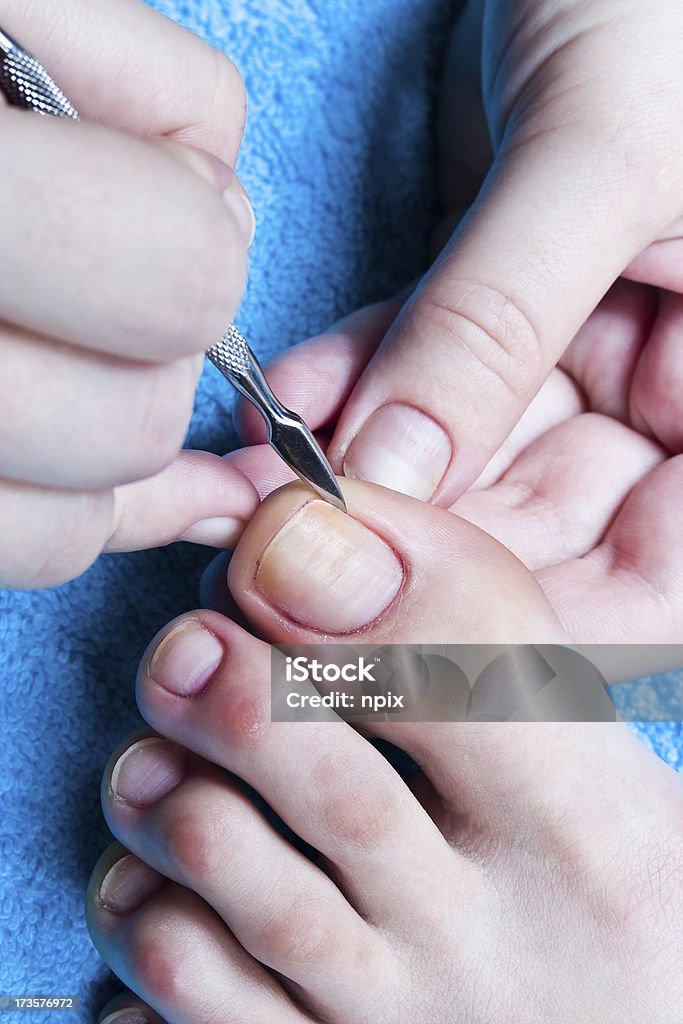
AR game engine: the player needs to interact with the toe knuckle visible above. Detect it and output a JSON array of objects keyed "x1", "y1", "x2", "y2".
[
  {"x1": 319, "y1": 769, "x2": 401, "y2": 849},
  {"x1": 127, "y1": 916, "x2": 180, "y2": 1002},
  {"x1": 417, "y1": 282, "x2": 544, "y2": 400},
  {"x1": 257, "y1": 900, "x2": 341, "y2": 967},
  {"x1": 217, "y1": 689, "x2": 271, "y2": 752},
  {"x1": 323, "y1": 791, "x2": 396, "y2": 848},
  {"x1": 166, "y1": 812, "x2": 216, "y2": 879}
]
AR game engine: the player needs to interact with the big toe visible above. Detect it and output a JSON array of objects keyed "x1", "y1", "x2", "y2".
[{"x1": 227, "y1": 477, "x2": 568, "y2": 645}]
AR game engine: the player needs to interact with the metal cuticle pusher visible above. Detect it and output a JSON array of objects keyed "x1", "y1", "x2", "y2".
[{"x1": 0, "y1": 26, "x2": 346, "y2": 513}]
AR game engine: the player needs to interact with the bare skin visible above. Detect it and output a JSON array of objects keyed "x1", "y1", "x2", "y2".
[
  {"x1": 317, "y1": 0, "x2": 683, "y2": 509},
  {"x1": 87, "y1": 478, "x2": 683, "y2": 1024},
  {"x1": 83, "y1": 2, "x2": 683, "y2": 1017},
  {"x1": 0, "y1": 0, "x2": 256, "y2": 587}
]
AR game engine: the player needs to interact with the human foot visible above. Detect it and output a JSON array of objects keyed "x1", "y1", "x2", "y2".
[{"x1": 88, "y1": 480, "x2": 683, "y2": 1023}]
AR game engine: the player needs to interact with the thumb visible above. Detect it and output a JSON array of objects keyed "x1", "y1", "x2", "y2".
[{"x1": 327, "y1": 137, "x2": 675, "y2": 505}]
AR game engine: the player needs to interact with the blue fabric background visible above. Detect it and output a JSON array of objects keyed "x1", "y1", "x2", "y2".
[{"x1": 0, "y1": 1, "x2": 681, "y2": 1020}]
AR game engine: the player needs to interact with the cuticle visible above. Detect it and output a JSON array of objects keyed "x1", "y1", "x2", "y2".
[{"x1": 252, "y1": 497, "x2": 318, "y2": 582}]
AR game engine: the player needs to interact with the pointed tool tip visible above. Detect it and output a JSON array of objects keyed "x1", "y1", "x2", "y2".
[{"x1": 322, "y1": 485, "x2": 348, "y2": 515}]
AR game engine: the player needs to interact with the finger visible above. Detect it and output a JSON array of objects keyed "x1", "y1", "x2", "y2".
[
  {"x1": 0, "y1": 113, "x2": 249, "y2": 361},
  {"x1": 471, "y1": 366, "x2": 584, "y2": 491},
  {"x1": 453, "y1": 412, "x2": 665, "y2": 570},
  {"x1": 136, "y1": 614, "x2": 457, "y2": 917},
  {"x1": 102, "y1": 734, "x2": 384, "y2": 1007},
  {"x1": 0, "y1": 479, "x2": 113, "y2": 588},
  {"x1": 224, "y1": 445, "x2": 299, "y2": 501},
  {"x1": 3, "y1": 0, "x2": 247, "y2": 161},
  {"x1": 87, "y1": 846, "x2": 309, "y2": 1024},
  {"x1": 538, "y1": 456, "x2": 683, "y2": 642},
  {"x1": 559, "y1": 278, "x2": 655, "y2": 425},
  {"x1": 327, "y1": 135, "x2": 677, "y2": 506},
  {"x1": 0, "y1": 325, "x2": 202, "y2": 488},
  {"x1": 623, "y1": 218, "x2": 683, "y2": 293},
  {"x1": 235, "y1": 298, "x2": 401, "y2": 444},
  {"x1": 228, "y1": 478, "x2": 568, "y2": 643},
  {"x1": 106, "y1": 451, "x2": 259, "y2": 553},
  {"x1": 630, "y1": 292, "x2": 683, "y2": 452}
]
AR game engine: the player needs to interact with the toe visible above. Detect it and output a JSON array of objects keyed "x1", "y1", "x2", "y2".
[
  {"x1": 135, "y1": 615, "x2": 470, "y2": 921},
  {"x1": 227, "y1": 478, "x2": 567, "y2": 643},
  {"x1": 87, "y1": 844, "x2": 310, "y2": 1024},
  {"x1": 98, "y1": 991, "x2": 166, "y2": 1024},
  {"x1": 101, "y1": 733, "x2": 388, "y2": 1013}
]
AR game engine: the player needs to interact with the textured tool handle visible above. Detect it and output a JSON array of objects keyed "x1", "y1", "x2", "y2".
[
  {"x1": 207, "y1": 326, "x2": 289, "y2": 431},
  {"x1": 0, "y1": 38, "x2": 79, "y2": 118},
  {"x1": 207, "y1": 326, "x2": 254, "y2": 382}
]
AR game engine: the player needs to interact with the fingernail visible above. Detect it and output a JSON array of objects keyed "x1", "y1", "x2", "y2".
[
  {"x1": 179, "y1": 516, "x2": 245, "y2": 548},
  {"x1": 344, "y1": 403, "x2": 451, "y2": 500},
  {"x1": 99, "y1": 1010, "x2": 150, "y2": 1024},
  {"x1": 223, "y1": 183, "x2": 256, "y2": 247},
  {"x1": 110, "y1": 738, "x2": 187, "y2": 807},
  {"x1": 254, "y1": 501, "x2": 403, "y2": 633},
  {"x1": 99, "y1": 854, "x2": 165, "y2": 914},
  {"x1": 149, "y1": 620, "x2": 223, "y2": 697},
  {"x1": 161, "y1": 142, "x2": 255, "y2": 246}
]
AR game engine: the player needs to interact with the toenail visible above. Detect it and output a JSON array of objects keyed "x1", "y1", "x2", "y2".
[
  {"x1": 99, "y1": 1010, "x2": 150, "y2": 1024},
  {"x1": 110, "y1": 737, "x2": 187, "y2": 807},
  {"x1": 344, "y1": 403, "x2": 452, "y2": 500},
  {"x1": 148, "y1": 619, "x2": 223, "y2": 696},
  {"x1": 98, "y1": 853, "x2": 166, "y2": 914},
  {"x1": 254, "y1": 500, "x2": 403, "y2": 633}
]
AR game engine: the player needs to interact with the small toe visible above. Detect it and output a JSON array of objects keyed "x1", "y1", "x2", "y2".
[
  {"x1": 98, "y1": 990, "x2": 166, "y2": 1024},
  {"x1": 87, "y1": 844, "x2": 311, "y2": 1024},
  {"x1": 101, "y1": 734, "x2": 387, "y2": 1012}
]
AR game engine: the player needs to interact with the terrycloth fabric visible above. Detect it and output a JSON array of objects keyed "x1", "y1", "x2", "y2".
[{"x1": 0, "y1": 1, "x2": 680, "y2": 1019}]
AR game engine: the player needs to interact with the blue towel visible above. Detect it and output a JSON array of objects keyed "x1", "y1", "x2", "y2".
[{"x1": 0, "y1": 1, "x2": 680, "y2": 1019}]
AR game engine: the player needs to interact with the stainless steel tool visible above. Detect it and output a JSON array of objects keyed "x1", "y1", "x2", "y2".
[{"x1": 0, "y1": 26, "x2": 346, "y2": 512}]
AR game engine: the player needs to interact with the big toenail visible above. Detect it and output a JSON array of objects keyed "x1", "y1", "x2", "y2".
[
  {"x1": 98, "y1": 854, "x2": 165, "y2": 914},
  {"x1": 254, "y1": 500, "x2": 403, "y2": 633},
  {"x1": 149, "y1": 619, "x2": 223, "y2": 696},
  {"x1": 110, "y1": 738, "x2": 187, "y2": 807}
]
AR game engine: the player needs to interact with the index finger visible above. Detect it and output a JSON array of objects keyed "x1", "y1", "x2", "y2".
[{"x1": 1, "y1": 0, "x2": 246, "y2": 162}]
